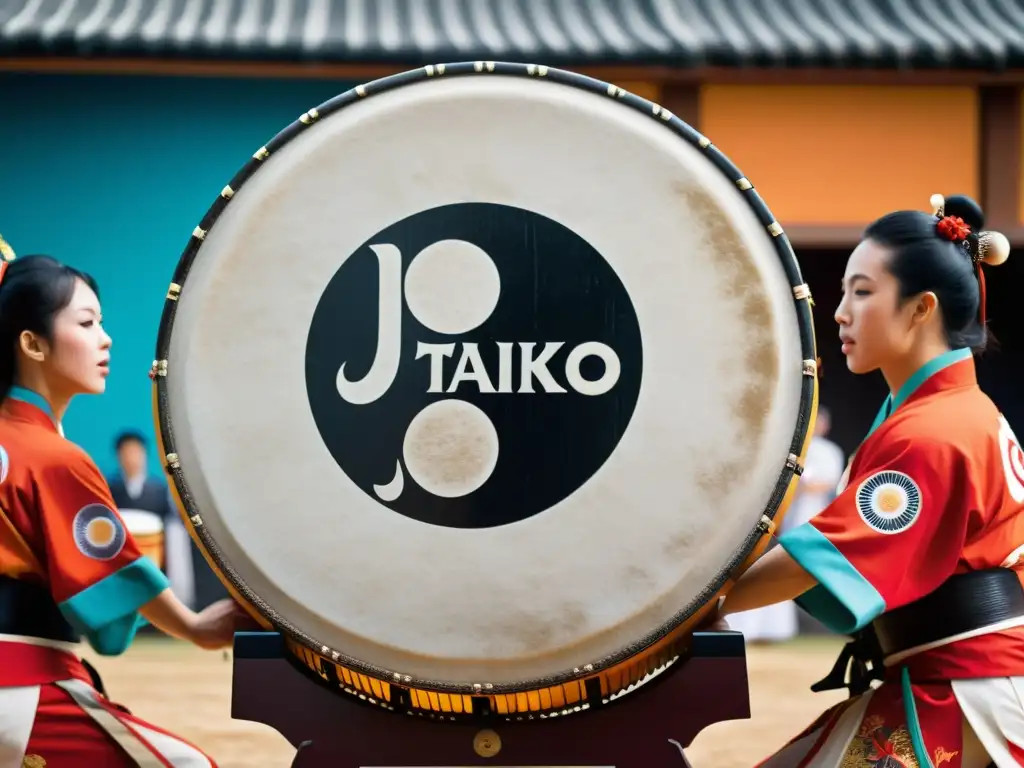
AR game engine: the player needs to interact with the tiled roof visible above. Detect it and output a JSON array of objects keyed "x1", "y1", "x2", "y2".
[{"x1": 1, "y1": 0, "x2": 1022, "y2": 69}]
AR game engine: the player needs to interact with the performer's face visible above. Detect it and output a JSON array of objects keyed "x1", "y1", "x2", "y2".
[
  {"x1": 32, "y1": 278, "x2": 112, "y2": 397},
  {"x1": 835, "y1": 239, "x2": 919, "y2": 375}
]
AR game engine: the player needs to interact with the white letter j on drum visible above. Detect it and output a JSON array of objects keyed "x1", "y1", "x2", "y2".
[{"x1": 335, "y1": 244, "x2": 403, "y2": 405}]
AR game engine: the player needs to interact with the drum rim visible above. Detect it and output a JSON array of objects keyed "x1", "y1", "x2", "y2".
[{"x1": 152, "y1": 60, "x2": 818, "y2": 696}]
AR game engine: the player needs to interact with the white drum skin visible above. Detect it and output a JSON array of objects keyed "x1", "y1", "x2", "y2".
[{"x1": 157, "y1": 65, "x2": 812, "y2": 691}]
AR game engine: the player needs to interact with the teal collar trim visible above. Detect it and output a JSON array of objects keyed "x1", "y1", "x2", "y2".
[
  {"x1": 865, "y1": 347, "x2": 972, "y2": 441},
  {"x1": 9, "y1": 385, "x2": 63, "y2": 435}
]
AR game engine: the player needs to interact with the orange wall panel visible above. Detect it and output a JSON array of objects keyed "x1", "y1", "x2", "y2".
[{"x1": 699, "y1": 85, "x2": 979, "y2": 226}]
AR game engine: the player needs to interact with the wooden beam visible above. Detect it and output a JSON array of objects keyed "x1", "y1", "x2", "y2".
[
  {"x1": 979, "y1": 86, "x2": 1022, "y2": 233},
  {"x1": 674, "y1": 68, "x2": 1024, "y2": 87},
  {"x1": 659, "y1": 83, "x2": 700, "y2": 129},
  {"x1": 0, "y1": 57, "x2": 676, "y2": 83},
  {"x1": 783, "y1": 226, "x2": 862, "y2": 249},
  {"x1": 782, "y1": 224, "x2": 1024, "y2": 249},
  {"x1": 5, "y1": 57, "x2": 1024, "y2": 86}
]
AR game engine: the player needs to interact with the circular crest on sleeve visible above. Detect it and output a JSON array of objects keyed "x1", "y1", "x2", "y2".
[
  {"x1": 73, "y1": 504, "x2": 127, "y2": 560},
  {"x1": 855, "y1": 470, "x2": 922, "y2": 535}
]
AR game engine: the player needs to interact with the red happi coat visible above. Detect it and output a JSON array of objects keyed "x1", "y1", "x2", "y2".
[
  {"x1": 763, "y1": 348, "x2": 1024, "y2": 767},
  {"x1": 0, "y1": 387, "x2": 218, "y2": 766}
]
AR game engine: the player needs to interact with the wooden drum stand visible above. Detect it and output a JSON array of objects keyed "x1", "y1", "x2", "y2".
[{"x1": 230, "y1": 630, "x2": 751, "y2": 767}]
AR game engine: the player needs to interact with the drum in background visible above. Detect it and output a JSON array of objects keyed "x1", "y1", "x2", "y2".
[
  {"x1": 152, "y1": 62, "x2": 817, "y2": 721},
  {"x1": 120, "y1": 508, "x2": 164, "y2": 570}
]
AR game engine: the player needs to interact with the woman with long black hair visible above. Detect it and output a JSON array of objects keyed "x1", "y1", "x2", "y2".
[
  {"x1": 713, "y1": 194, "x2": 1023, "y2": 767},
  {"x1": 0, "y1": 250, "x2": 250, "y2": 766}
]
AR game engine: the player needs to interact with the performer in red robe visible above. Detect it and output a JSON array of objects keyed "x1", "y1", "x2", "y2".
[
  {"x1": 717, "y1": 194, "x2": 1022, "y2": 767},
  {"x1": 0, "y1": 249, "x2": 252, "y2": 766}
]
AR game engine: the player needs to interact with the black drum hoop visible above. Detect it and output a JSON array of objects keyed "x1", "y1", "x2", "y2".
[{"x1": 152, "y1": 60, "x2": 818, "y2": 697}]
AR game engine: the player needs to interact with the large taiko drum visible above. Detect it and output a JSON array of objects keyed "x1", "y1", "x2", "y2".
[{"x1": 152, "y1": 62, "x2": 817, "y2": 720}]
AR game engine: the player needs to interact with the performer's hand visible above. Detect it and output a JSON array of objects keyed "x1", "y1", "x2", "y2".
[
  {"x1": 189, "y1": 599, "x2": 255, "y2": 650},
  {"x1": 696, "y1": 599, "x2": 731, "y2": 632},
  {"x1": 703, "y1": 614, "x2": 731, "y2": 632}
]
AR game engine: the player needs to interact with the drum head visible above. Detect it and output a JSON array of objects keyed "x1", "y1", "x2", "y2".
[{"x1": 157, "y1": 64, "x2": 814, "y2": 692}]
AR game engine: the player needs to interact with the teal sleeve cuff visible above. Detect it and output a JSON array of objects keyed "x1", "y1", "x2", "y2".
[
  {"x1": 83, "y1": 613, "x2": 148, "y2": 656},
  {"x1": 778, "y1": 523, "x2": 886, "y2": 635},
  {"x1": 59, "y1": 557, "x2": 169, "y2": 655}
]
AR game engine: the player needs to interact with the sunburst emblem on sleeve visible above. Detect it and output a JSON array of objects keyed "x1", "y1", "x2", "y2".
[
  {"x1": 72, "y1": 504, "x2": 126, "y2": 560},
  {"x1": 855, "y1": 470, "x2": 922, "y2": 534}
]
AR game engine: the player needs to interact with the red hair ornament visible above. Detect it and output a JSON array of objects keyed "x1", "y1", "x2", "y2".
[{"x1": 936, "y1": 215, "x2": 971, "y2": 243}]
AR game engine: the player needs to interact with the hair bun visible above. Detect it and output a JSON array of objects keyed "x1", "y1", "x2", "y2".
[
  {"x1": 979, "y1": 231, "x2": 1011, "y2": 266},
  {"x1": 941, "y1": 194, "x2": 985, "y2": 232}
]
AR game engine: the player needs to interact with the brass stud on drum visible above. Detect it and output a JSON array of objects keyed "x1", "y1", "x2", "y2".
[
  {"x1": 473, "y1": 729, "x2": 502, "y2": 758},
  {"x1": 785, "y1": 453, "x2": 804, "y2": 475}
]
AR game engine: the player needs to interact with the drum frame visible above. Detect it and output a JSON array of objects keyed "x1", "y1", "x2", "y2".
[
  {"x1": 151, "y1": 61, "x2": 818, "y2": 710},
  {"x1": 231, "y1": 629, "x2": 750, "y2": 767}
]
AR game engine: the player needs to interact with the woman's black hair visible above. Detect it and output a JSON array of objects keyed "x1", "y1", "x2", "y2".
[
  {"x1": 0, "y1": 254, "x2": 100, "y2": 404},
  {"x1": 863, "y1": 194, "x2": 988, "y2": 353}
]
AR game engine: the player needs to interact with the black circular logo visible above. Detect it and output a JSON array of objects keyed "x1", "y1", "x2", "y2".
[{"x1": 305, "y1": 203, "x2": 642, "y2": 529}]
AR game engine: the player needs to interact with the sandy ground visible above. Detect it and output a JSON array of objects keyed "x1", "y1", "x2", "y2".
[{"x1": 78, "y1": 634, "x2": 849, "y2": 767}]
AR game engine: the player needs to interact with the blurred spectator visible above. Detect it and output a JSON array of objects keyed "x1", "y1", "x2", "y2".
[
  {"x1": 788, "y1": 407, "x2": 846, "y2": 526},
  {"x1": 108, "y1": 430, "x2": 196, "y2": 609}
]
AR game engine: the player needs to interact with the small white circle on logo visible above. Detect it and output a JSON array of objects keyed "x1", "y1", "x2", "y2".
[
  {"x1": 404, "y1": 239, "x2": 501, "y2": 335},
  {"x1": 73, "y1": 504, "x2": 126, "y2": 560},
  {"x1": 402, "y1": 399, "x2": 499, "y2": 498},
  {"x1": 855, "y1": 470, "x2": 922, "y2": 535}
]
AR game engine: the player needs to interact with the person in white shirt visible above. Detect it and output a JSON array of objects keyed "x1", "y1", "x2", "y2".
[
  {"x1": 786, "y1": 407, "x2": 847, "y2": 529},
  {"x1": 725, "y1": 407, "x2": 846, "y2": 643}
]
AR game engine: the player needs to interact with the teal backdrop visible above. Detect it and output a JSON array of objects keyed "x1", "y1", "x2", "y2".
[{"x1": 0, "y1": 72, "x2": 356, "y2": 477}]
